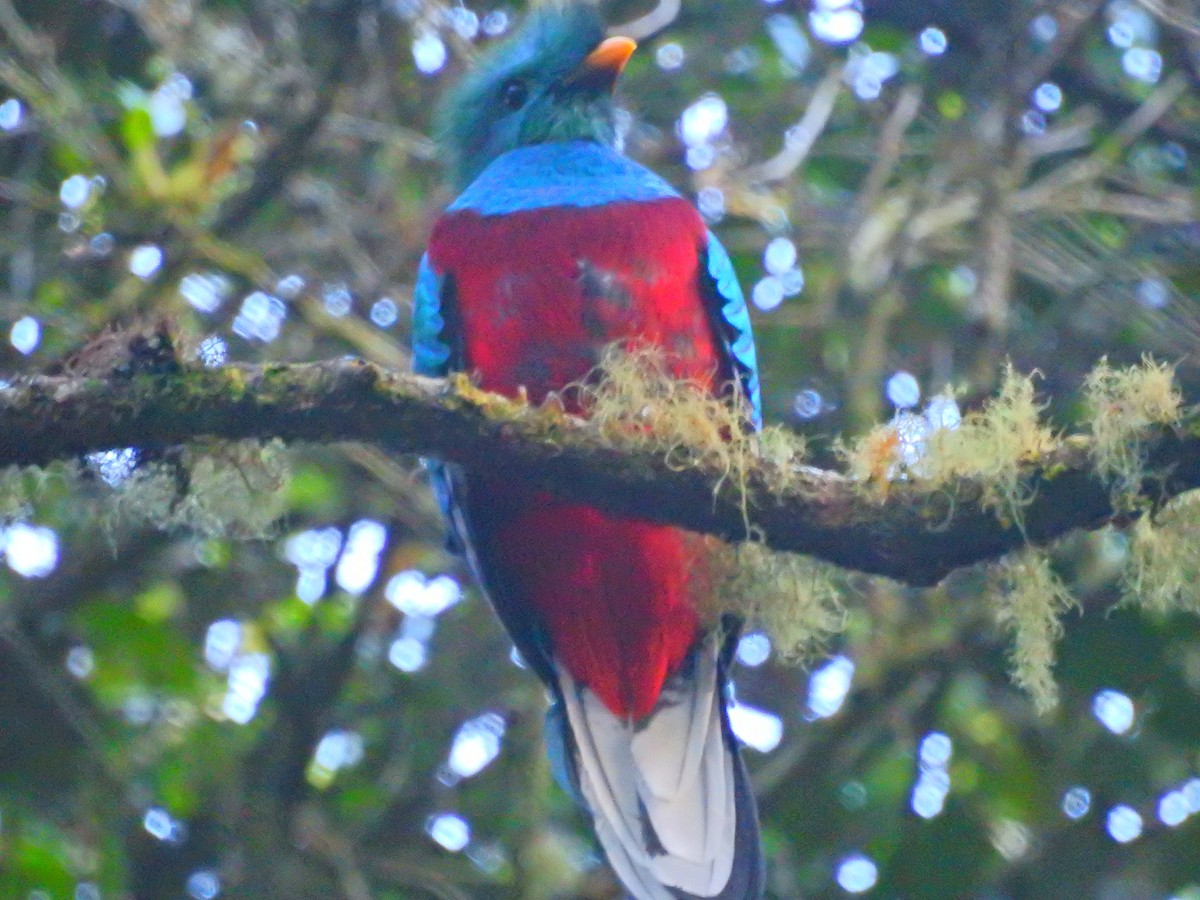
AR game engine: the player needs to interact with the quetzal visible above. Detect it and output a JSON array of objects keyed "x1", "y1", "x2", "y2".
[{"x1": 412, "y1": 5, "x2": 763, "y2": 898}]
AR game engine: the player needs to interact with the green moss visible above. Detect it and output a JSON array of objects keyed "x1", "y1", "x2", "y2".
[{"x1": 220, "y1": 366, "x2": 249, "y2": 401}]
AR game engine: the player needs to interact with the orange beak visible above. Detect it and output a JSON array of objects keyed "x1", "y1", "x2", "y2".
[
  {"x1": 584, "y1": 36, "x2": 637, "y2": 77},
  {"x1": 570, "y1": 36, "x2": 637, "y2": 91}
]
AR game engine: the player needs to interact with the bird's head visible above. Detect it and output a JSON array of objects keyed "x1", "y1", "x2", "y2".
[{"x1": 438, "y1": 3, "x2": 636, "y2": 190}]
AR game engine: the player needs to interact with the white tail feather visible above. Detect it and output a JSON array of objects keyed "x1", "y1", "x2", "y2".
[{"x1": 558, "y1": 641, "x2": 736, "y2": 899}]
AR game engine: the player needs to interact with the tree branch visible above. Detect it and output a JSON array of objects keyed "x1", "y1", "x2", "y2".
[{"x1": 3, "y1": 358, "x2": 1198, "y2": 586}]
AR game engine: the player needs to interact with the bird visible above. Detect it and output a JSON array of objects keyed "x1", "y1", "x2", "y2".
[{"x1": 412, "y1": 4, "x2": 764, "y2": 898}]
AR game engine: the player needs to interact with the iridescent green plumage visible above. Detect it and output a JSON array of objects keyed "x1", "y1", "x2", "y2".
[{"x1": 437, "y1": 3, "x2": 620, "y2": 189}]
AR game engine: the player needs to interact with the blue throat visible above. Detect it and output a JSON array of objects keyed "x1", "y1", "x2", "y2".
[{"x1": 448, "y1": 141, "x2": 680, "y2": 217}]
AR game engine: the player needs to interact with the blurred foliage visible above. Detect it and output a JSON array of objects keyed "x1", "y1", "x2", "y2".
[{"x1": 2, "y1": 0, "x2": 1200, "y2": 897}]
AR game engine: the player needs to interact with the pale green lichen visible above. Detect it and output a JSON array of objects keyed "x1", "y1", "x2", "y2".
[
  {"x1": 103, "y1": 440, "x2": 289, "y2": 539},
  {"x1": 995, "y1": 548, "x2": 1077, "y2": 713},
  {"x1": 840, "y1": 367, "x2": 1054, "y2": 527},
  {"x1": 559, "y1": 346, "x2": 829, "y2": 649},
  {"x1": 0, "y1": 465, "x2": 36, "y2": 524},
  {"x1": 1083, "y1": 356, "x2": 1181, "y2": 505},
  {"x1": 0, "y1": 463, "x2": 80, "y2": 526},
  {"x1": 581, "y1": 345, "x2": 803, "y2": 473},
  {"x1": 452, "y1": 344, "x2": 808, "y2": 514},
  {"x1": 924, "y1": 367, "x2": 1055, "y2": 526},
  {"x1": 572, "y1": 344, "x2": 806, "y2": 531},
  {"x1": 709, "y1": 541, "x2": 846, "y2": 661},
  {"x1": 1124, "y1": 491, "x2": 1200, "y2": 615}
]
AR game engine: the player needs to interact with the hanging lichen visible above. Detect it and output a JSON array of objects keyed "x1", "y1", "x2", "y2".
[
  {"x1": 995, "y1": 547, "x2": 1078, "y2": 713},
  {"x1": 0, "y1": 466, "x2": 37, "y2": 525},
  {"x1": 1083, "y1": 356, "x2": 1181, "y2": 506},
  {"x1": 709, "y1": 541, "x2": 847, "y2": 661},
  {"x1": 1124, "y1": 491, "x2": 1200, "y2": 615},
  {"x1": 103, "y1": 440, "x2": 290, "y2": 539}
]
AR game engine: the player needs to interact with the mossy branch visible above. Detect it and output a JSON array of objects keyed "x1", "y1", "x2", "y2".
[{"x1": 3, "y1": 356, "x2": 1199, "y2": 585}]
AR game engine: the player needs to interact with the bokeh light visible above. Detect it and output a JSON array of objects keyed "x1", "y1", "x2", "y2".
[
  {"x1": 180, "y1": 272, "x2": 232, "y2": 313},
  {"x1": 656, "y1": 42, "x2": 685, "y2": 71},
  {"x1": 728, "y1": 702, "x2": 784, "y2": 753},
  {"x1": 2, "y1": 523, "x2": 59, "y2": 577},
  {"x1": 334, "y1": 519, "x2": 387, "y2": 594},
  {"x1": 413, "y1": 30, "x2": 448, "y2": 75},
  {"x1": 426, "y1": 812, "x2": 471, "y2": 852},
  {"x1": 807, "y1": 655, "x2": 854, "y2": 719},
  {"x1": 809, "y1": 0, "x2": 864, "y2": 44},
  {"x1": 835, "y1": 853, "x2": 878, "y2": 893},
  {"x1": 736, "y1": 632, "x2": 772, "y2": 667},
  {"x1": 919, "y1": 26, "x2": 947, "y2": 56},
  {"x1": 1062, "y1": 786, "x2": 1092, "y2": 820},
  {"x1": 10, "y1": 316, "x2": 40, "y2": 355},
  {"x1": 886, "y1": 371, "x2": 920, "y2": 409},
  {"x1": 0, "y1": 97, "x2": 22, "y2": 130},
  {"x1": 233, "y1": 291, "x2": 287, "y2": 343},
  {"x1": 186, "y1": 871, "x2": 221, "y2": 900},
  {"x1": 447, "y1": 712, "x2": 506, "y2": 778},
  {"x1": 1093, "y1": 689, "x2": 1135, "y2": 735},
  {"x1": 1106, "y1": 804, "x2": 1143, "y2": 843},
  {"x1": 129, "y1": 244, "x2": 163, "y2": 279}
]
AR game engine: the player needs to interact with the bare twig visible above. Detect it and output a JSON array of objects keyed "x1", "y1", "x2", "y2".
[
  {"x1": 367, "y1": 856, "x2": 475, "y2": 900},
  {"x1": 613, "y1": 0, "x2": 682, "y2": 40},
  {"x1": 1013, "y1": 72, "x2": 1189, "y2": 211},
  {"x1": 905, "y1": 191, "x2": 980, "y2": 243},
  {"x1": 297, "y1": 808, "x2": 376, "y2": 900},
  {"x1": 741, "y1": 66, "x2": 844, "y2": 184},
  {"x1": 1013, "y1": 0, "x2": 1108, "y2": 96},
  {"x1": 210, "y1": 0, "x2": 363, "y2": 237},
  {"x1": 1040, "y1": 189, "x2": 1199, "y2": 223},
  {"x1": 1020, "y1": 108, "x2": 1103, "y2": 159},
  {"x1": 972, "y1": 190, "x2": 1015, "y2": 334},
  {"x1": 855, "y1": 85, "x2": 924, "y2": 221},
  {"x1": 325, "y1": 114, "x2": 438, "y2": 157},
  {"x1": 897, "y1": 72, "x2": 1192, "y2": 255},
  {"x1": 1136, "y1": 0, "x2": 1200, "y2": 36},
  {"x1": 0, "y1": 0, "x2": 124, "y2": 175},
  {"x1": 0, "y1": 176, "x2": 56, "y2": 210}
]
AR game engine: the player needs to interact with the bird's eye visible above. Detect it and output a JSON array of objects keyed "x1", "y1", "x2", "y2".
[{"x1": 500, "y1": 78, "x2": 529, "y2": 110}]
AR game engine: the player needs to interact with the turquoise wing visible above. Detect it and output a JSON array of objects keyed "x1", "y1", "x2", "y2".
[
  {"x1": 410, "y1": 253, "x2": 462, "y2": 550},
  {"x1": 412, "y1": 253, "x2": 453, "y2": 377},
  {"x1": 701, "y1": 231, "x2": 762, "y2": 430}
]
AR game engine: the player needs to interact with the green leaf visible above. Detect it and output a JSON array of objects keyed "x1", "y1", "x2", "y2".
[{"x1": 120, "y1": 107, "x2": 156, "y2": 152}]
